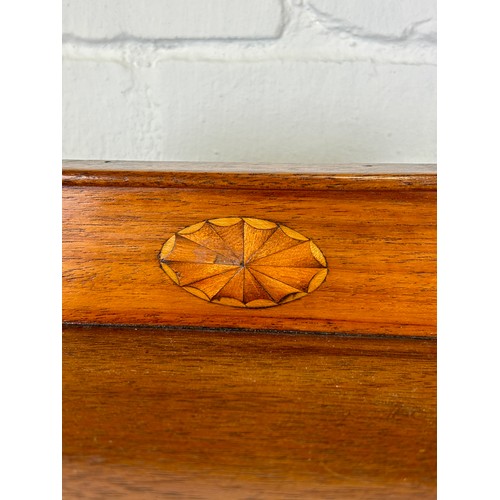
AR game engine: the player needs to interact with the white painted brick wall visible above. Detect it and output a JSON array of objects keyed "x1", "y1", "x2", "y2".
[
  {"x1": 63, "y1": 0, "x2": 284, "y2": 39},
  {"x1": 62, "y1": 0, "x2": 436, "y2": 163}
]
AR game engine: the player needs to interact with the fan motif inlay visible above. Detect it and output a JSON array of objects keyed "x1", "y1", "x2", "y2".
[{"x1": 159, "y1": 217, "x2": 328, "y2": 308}]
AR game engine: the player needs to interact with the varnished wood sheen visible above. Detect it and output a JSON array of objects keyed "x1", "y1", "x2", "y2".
[
  {"x1": 63, "y1": 325, "x2": 436, "y2": 499},
  {"x1": 63, "y1": 161, "x2": 436, "y2": 336},
  {"x1": 63, "y1": 160, "x2": 437, "y2": 191}
]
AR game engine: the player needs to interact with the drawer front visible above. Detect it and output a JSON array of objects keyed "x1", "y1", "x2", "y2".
[{"x1": 63, "y1": 163, "x2": 436, "y2": 337}]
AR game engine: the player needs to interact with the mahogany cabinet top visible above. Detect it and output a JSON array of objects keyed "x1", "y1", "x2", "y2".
[{"x1": 62, "y1": 160, "x2": 436, "y2": 191}]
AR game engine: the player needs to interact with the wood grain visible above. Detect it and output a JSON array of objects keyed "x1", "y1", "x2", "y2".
[
  {"x1": 63, "y1": 162, "x2": 436, "y2": 336},
  {"x1": 63, "y1": 325, "x2": 437, "y2": 499},
  {"x1": 63, "y1": 160, "x2": 437, "y2": 191}
]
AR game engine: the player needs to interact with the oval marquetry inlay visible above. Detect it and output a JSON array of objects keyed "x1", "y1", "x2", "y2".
[{"x1": 159, "y1": 217, "x2": 328, "y2": 308}]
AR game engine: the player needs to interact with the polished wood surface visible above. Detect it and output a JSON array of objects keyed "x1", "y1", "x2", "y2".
[
  {"x1": 63, "y1": 160, "x2": 437, "y2": 191},
  {"x1": 63, "y1": 162, "x2": 436, "y2": 336},
  {"x1": 63, "y1": 325, "x2": 436, "y2": 499}
]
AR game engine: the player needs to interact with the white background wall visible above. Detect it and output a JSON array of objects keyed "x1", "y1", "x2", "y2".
[{"x1": 62, "y1": 0, "x2": 436, "y2": 164}]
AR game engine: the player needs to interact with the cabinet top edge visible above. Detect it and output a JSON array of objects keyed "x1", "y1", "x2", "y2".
[{"x1": 62, "y1": 160, "x2": 437, "y2": 191}]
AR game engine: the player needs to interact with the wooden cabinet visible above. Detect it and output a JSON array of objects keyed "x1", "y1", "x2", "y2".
[{"x1": 63, "y1": 162, "x2": 436, "y2": 498}]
